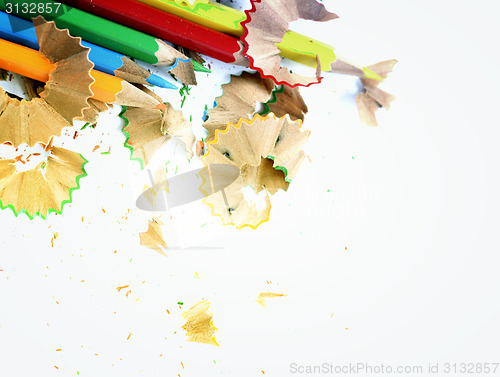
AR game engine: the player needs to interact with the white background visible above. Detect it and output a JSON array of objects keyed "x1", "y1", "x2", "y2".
[{"x1": 1, "y1": 0, "x2": 499, "y2": 376}]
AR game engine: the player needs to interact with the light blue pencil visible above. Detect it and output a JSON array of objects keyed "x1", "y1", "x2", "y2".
[{"x1": 0, "y1": 11, "x2": 177, "y2": 89}]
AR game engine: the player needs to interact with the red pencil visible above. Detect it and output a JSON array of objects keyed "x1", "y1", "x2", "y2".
[{"x1": 60, "y1": 0, "x2": 248, "y2": 66}]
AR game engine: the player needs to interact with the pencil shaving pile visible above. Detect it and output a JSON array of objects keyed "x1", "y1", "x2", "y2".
[
  {"x1": 0, "y1": 18, "x2": 96, "y2": 218},
  {"x1": 0, "y1": 147, "x2": 87, "y2": 219},
  {"x1": 0, "y1": 12, "x2": 209, "y2": 219},
  {"x1": 203, "y1": 72, "x2": 274, "y2": 141},
  {"x1": 202, "y1": 113, "x2": 309, "y2": 229},
  {"x1": 0, "y1": 17, "x2": 94, "y2": 147},
  {"x1": 0, "y1": 0, "x2": 399, "y2": 353},
  {"x1": 0, "y1": 0, "x2": 396, "y2": 228},
  {"x1": 0, "y1": 18, "x2": 158, "y2": 218},
  {"x1": 190, "y1": 0, "x2": 395, "y2": 229}
]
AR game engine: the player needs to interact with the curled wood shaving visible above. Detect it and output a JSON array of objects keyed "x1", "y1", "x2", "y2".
[
  {"x1": 356, "y1": 59, "x2": 397, "y2": 127},
  {"x1": 139, "y1": 218, "x2": 167, "y2": 256},
  {"x1": 0, "y1": 146, "x2": 87, "y2": 219},
  {"x1": 181, "y1": 300, "x2": 218, "y2": 346},
  {"x1": 0, "y1": 17, "x2": 97, "y2": 146},
  {"x1": 122, "y1": 88, "x2": 195, "y2": 168},
  {"x1": 262, "y1": 85, "x2": 308, "y2": 121},
  {"x1": 203, "y1": 72, "x2": 274, "y2": 140},
  {"x1": 34, "y1": 16, "x2": 95, "y2": 123},
  {"x1": 256, "y1": 292, "x2": 287, "y2": 308},
  {"x1": 241, "y1": 0, "x2": 338, "y2": 87},
  {"x1": 202, "y1": 113, "x2": 309, "y2": 229}
]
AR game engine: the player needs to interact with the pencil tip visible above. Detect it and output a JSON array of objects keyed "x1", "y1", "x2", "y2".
[
  {"x1": 192, "y1": 60, "x2": 211, "y2": 73},
  {"x1": 155, "y1": 102, "x2": 167, "y2": 111},
  {"x1": 115, "y1": 80, "x2": 163, "y2": 109},
  {"x1": 146, "y1": 73, "x2": 178, "y2": 89}
]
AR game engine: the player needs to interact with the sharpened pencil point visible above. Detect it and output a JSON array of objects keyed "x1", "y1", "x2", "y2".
[
  {"x1": 192, "y1": 60, "x2": 211, "y2": 73},
  {"x1": 362, "y1": 67, "x2": 382, "y2": 81},
  {"x1": 155, "y1": 102, "x2": 167, "y2": 111},
  {"x1": 146, "y1": 73, "x2": 178, "y2": 89}
]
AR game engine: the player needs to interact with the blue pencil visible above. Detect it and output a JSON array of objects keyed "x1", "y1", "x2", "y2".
[{"x1": 0, "y1": 11, "x2": 176, "y2": 89}]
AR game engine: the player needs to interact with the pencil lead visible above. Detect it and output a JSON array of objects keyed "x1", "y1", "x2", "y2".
[{"x1": 155, "y1": 102, "x2": 167, "y2": 111}]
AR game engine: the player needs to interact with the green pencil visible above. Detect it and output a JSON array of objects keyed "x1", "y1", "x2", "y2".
[{"x1": 0, "y1": 0, "x2": 209, "y2": 72}]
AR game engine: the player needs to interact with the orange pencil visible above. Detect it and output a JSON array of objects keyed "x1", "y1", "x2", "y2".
[{"x1": 0, "y1": 38, "x2": 160, "y2": 109}]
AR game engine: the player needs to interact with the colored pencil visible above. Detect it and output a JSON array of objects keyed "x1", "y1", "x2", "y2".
[
  {"x1": 57, "y1": 0, "x2": 249, "y2": 65},
  {"x1": 0, "y1": 11, "x2": 176, "y2": 89},
  {"x1": 0, "y1": 38, "x2": 161, "y2": 108},
  {"x1": 59, "y1": 0, "x2": 377, "y2": 79},
  {"x1": 0, "y1": 0, "x2": 209, "y2": 72},
  {"x1": 137, "y1": 0, "x2": 337, "y2": 71}
]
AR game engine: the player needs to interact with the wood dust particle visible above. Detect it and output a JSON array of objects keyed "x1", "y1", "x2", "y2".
[
  {"x1": 166, "y1": 309, "x2": 170, "y2": 314},
  {"x1": 92, "y1": 145, "x2": 100, "y2": 152},
  {"x1": 196, "y1": 140, "x2": 204, "y2": 157},
  {"x1": 181, "y1": 362, "x2": 184, "y2": 369},
  {"x1": 54, "y1": 366, "x2": 59, "y2": 369},
  {"x1": 116, "y1": 285, "x2": 129, "y2": 292},
  {"x1": 56, "y1": 349, "x2": 61, "y2": 351},
  {"x1": 14, "y1": 155, "x2": 25, "y2": 164},
  {"x1": 127, "y1": 333, "x2": 132, "y2": 340},
  {"x1": 345, "y1": 247, "x2": 347, "y2": 251},
  {"x1": 126, "y1": 290, "x2": 131, "y2": 297},
  {"x1": 102, "y1": 208, "x2": 106, "y2": 213}
]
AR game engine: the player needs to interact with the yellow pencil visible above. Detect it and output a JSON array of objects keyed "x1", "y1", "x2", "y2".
[
  {"x1": 0, "y1": 38, "x2": 161, "y2": 109},
  {"x1": 137, "y1": 0, "x2": 366, "y2": 74}
]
